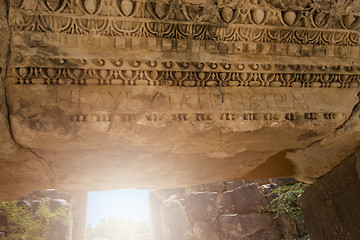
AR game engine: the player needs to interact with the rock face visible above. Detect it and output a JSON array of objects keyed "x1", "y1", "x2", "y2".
[
  {"x1": 219, "y1": 213, "x2": 280, "y2": 240},
  {"x1": 150, "y1": 179, "x2": 307, "y2": 240},
  {"x1": 301, "y1": 152, "x2": 360, "y2": 239},
  {"x1": 0, "y1": 0, "x2": 359, "y2": 199},
  {"x1": 0, "y1": 0, "x2": 54, "y2": 201}
]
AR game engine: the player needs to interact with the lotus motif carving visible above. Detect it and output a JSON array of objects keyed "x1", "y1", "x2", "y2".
[
  {"x1": 45, "y1": 0, "x2": 63, "y2": 11},
  {"x1": 83, "y1": 0, "x2": 100, "y2": 14},
  {"x1": 118, "y1": 0, "x2": 134, "y2": 16}
]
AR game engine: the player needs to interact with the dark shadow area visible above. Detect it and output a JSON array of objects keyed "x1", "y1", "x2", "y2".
[{"x1": 241, "y1": 149, "x2": 297, "y2": 179}]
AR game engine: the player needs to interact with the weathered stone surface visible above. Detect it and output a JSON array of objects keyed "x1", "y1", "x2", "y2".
[
  {"x1": 301, "y1": 153, "x2": 360, "y2": 239},
  {"x1": 218, "y1": 184, "x2": 268, "y2": 215},
  {"x1": 183, "y1": 192, "x2": 218, "y2": 222},
  {"x1": 216, "y1": 190, "x2": 237, "y2": 215},
  {"x1": 0, "y1": 0, "x2": 55, "y2": 200},
  {"x1": 0, "y1": 0, "x2": 359, "y2": 198},
  {"x1": 219, "y1": 213, "x2": 281, "y2": 240},
  {"x1": 224, "y1": 180, "x2": 247, "y2": 191},
  {"x1": 192, "y1": 221, "x2": 220, "y2": 240},
  {"x1": 275, "y1": 215, "x2": 299, "y2": 240},
  {"x1": 151, "y1": 180, "x2": 306, "y2": 240},
  {"x1": 185, "y1": 182, "x2": 226, "y2": 194},
  {"x1": 26, "y1": 189, "x2": 72, "y2": 202},
  {"x1": 0, "y1": 0, "x2": 11, "y2": 156},
  {"x1": 160, "y1": 195, "x2": 191, "y2": 240},
  {"x1": 7, "y1": 85, "x2": 357, "y2": 193},
  {"x1": 288, "y1": 95, "x2": 360, "y2": 182}
]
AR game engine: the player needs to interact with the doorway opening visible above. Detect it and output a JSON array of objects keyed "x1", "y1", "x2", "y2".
[{"x1": 86, "y1": 189, "x2": 151, "y2": 240}]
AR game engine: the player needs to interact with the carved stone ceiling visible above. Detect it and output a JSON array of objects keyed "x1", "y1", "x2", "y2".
[{"x1": 0, "y1": 0, "x2": 360, "y2": 200}]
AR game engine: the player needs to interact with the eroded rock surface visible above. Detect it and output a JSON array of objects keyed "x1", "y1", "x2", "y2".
[
  {"x1": 301, "y1": 153, "x2": 360, "y2": 239},
  {"x1": 0, "y1": 0, "x2": 359, "y2": 199},
  {"x1": 0, "y1": 0, "x2": 53, "y2": 200},
  {"x1": 150, "y1": 179, "x2": 307, "y2": 240}
]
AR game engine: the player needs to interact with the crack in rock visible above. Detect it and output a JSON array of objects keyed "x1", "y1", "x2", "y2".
[
  {"x1": 3, "y1": 0, "x2": 16, "y2": 144},
  {"x1": 1, "y1": 0, "x2": 56, "y2": 189}
]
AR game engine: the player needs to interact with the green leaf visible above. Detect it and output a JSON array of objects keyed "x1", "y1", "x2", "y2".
[{"x1": 260, "y1": 183, "x2": 309, "y2": 222}]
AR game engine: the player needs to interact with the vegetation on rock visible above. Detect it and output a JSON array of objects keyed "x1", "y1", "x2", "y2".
[
  {"x1": 260, "y1": 183, "x2": 309, "y2": 222},
  {"x1": 0, "y1": 198, "x2": 69, "y2": 240}
]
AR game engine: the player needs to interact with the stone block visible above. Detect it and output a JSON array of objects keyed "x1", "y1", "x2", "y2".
[
  {"x1": 245, "y1": 178, "x2": 272, "y2": 185},
  {"x1": 275, "y1": 215, "x2": 299, "y2": 240},
  {"x1": 224, "y1": 180, "x2": 247, "y2": 191},
  {"x1": 218, "y1": 184, "x2": 268, "y2": 215},
  {"x1": 26, "y1": 189, "x2": 72, "y2": 202},
  {"x1": 160, "y1": 196, "x2": 191, "y2": 240},
  {"x1": 153, "y1": 188, "x2": 185, "y2": 202},
  {"x1": 219, "y1": 213, "x2": 281, "y2": 240},
  {"x1": 192, "y1": 221, "x2": 219, "y2": 240},
  {"x1": 216, "y1": 190, "x2": 236, "y2": 215},
  {"x1": 183, "y1": 192, "x2": 218, "y2": 222},
  {"x1": 301, "y1": 153, "x2": 360, "y2": 240},
  {"x1": 185, "y1": 182, "x2": 226, "y2": 194},
  {"x1": 270, "y1": 178, "x2": 298, "y2": 185}
]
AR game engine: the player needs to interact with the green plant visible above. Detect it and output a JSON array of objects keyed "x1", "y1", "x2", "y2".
[
  {"x1": 260, "y1": 183, "x2": 309, "y2": 222},
  {"x1": 0, "y1": 198, "x2": 70, "y2": 240}
]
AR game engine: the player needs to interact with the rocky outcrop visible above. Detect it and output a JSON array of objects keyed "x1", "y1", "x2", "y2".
[
  {"x1": 150, "y1": 179, "x2": 307, "y2": 240},
  {"x1": 301, "y1": 153, "x2": 360, "y2": 239}
]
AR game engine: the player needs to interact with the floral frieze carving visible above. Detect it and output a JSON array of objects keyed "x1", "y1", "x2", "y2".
[
  {"x1": 6, "y1": 0, "x2": 360, "y2": 89},
  {"x1": 10, "y1": 64, "x2": 359, "y2": 88},
  {"x1": 9, "y1": 0, "x2": 360, "y2": 46}
]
